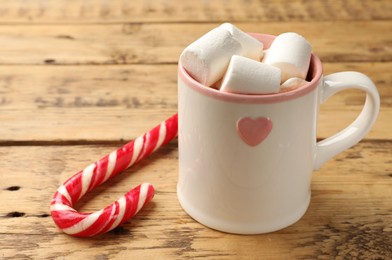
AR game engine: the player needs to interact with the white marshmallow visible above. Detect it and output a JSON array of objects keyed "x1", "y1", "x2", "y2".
[
  {"x1": 280, "y1": 77, "x2": 308, "y2": 93},
  {"x1": 180, "y1": 27, "x2": 242, "y2": 86},
  {"x1": 220, "y1": 55, "x2": 281, "y2": 94},
  {"x1": 219, "y1": 23, "x2": 264, "y2": 61},
  {"x1": 263, "y1": 32, "x2": 311, "y2": 83},
  {"x1": 180, "y1": 23, "x2": 264, "y2": 87}
]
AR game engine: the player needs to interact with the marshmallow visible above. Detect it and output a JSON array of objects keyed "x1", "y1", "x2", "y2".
[
  {"x1": 219, "y1": 23, "x2": 264, "y2": 61},
  {"x1": 180, "y1": 27, "x2": 242, "y2": 86},
  {"x1": 280, "y1": 77, "x2": 308, "y2": 93},
  {"x1": 220, "y1": 55, "x2": 281, "y2": 94},
  {"x1": 180, "y1": 23, "x2": 264, "y2": 87},
  {"x1": 263, "y1": 32, "x2": 311, "y2": 83}
]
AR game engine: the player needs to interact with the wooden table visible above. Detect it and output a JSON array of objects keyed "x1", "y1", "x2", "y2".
[{"x1": 1, "y1": 1, "x2": 391, "y2": 259}]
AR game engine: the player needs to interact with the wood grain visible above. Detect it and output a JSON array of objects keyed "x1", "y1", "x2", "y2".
[
  {"x1": 0, "y1": 0, "x2": 390, "y2": 258},
  {"x1": 0, "y1": 62, "x2": 390, "y2": 142},
  {"x1": 1, "y1": 142, "x2": 391, "y2": 259},
  {"x1": 0, "y1": 0, "x2": 390, "y2": 24},
  {"x1": 0, "y1": 21, "x2": 390, "y2": 65}
]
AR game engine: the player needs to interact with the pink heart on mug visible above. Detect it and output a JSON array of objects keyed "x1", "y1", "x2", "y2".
[{"x1": 236, "y1": 117, "x2": 273, "y2": 147}]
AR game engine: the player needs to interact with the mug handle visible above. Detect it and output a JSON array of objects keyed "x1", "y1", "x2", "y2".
[{"x1": 314, "y1": 71, "x2": 380, "y2": 170}]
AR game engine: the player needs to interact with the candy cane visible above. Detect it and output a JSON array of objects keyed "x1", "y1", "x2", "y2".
[{"x1": 50, "y1": 113, "x2": 178, "y2": 237}]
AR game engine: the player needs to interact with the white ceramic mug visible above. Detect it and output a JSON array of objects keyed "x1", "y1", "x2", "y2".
[{"x1": 177, "y1": 33, "x2": 380, "y2": 234}]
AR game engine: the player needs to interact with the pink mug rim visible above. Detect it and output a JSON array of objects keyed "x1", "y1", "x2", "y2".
[{"x1": 178, "y1": 33, "x2": 323, "y2": 104}]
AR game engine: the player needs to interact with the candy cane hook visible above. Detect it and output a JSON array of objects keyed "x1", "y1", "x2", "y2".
[{"x1": 50, "y1": 113, "x2": 178, "y2": 237}]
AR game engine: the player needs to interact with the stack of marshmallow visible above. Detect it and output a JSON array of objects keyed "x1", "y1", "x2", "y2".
[{"x1": 180, "y1": 23, "x2": 312, "y2": 94}]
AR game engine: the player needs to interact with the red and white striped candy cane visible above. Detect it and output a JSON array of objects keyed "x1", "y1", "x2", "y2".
[{"x1": 50, "y1": 113, "x2": 178, "y2": 237}]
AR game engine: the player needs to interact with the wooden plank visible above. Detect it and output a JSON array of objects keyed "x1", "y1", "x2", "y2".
[
  {"x1": 0, "y1": 64, "x2": 178, "y2": 143},
  {"x1": 0, "y1": 141, "x2": 391, "y2": 259},
  {"x1": 0, "y1": 21, "x2": 390, "y2": 65},
  {"x1": 0, "y1": 0, "x2": 390, "y2": 24},
  {"x1": 0, "y1": 62, "x2": 390, "y2": 142}
]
